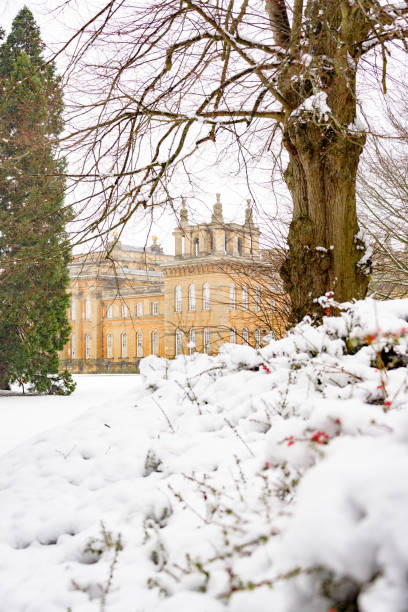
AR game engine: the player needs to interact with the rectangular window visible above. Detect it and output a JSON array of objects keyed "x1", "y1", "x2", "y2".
[
  {"x1": 203, "y1": 284, "x2": 210, "y2": 311},
  {"x1": 122, "y1": 304, "x2": 128, "y2": 318},
  {"x1": 242, "y1": 285, "x2": 248, "y2": 310},
  {"x1": 175, "y1": 329, "x2": 183, "y2": 356},
  {"x1": 152, "y1": 302, "x2": 159, "y2": 315},
  {"x1": 175, "y1": 286, "x2": 182, "y2": 313},
  {"x1": 85, "y1": 334, "x2": 91, "y2": 359},
  {"x1": 107, "y1": 334, "x2": 113, "y2": 358},
  {"x1": 229, "y1": 284, "x2": 236, "y2": 309},
  {"x1": 121, "y1": 333, "x2": 128, "y2": 358},
  {"x1": 107, "y1": 304, "x2": 113, "y2": 319},
  {"x1": 71, "y1": 298, "x2": 76, "y2": 321},
  {"x1": 137, "y1": 332, "x2": 143, "y2": 357},
  {"x1": 137, "y1": 303, "x2": 143, "y2": 317},
  {"x1": 204, "y1": 328, "x2": 210, "y2": 354},
  {"x1": 254, "y1": 286, "x2": 261, "y2": 312},
  {"x1": 71, "y1": 334, "x2": 76, "y2": 358}
]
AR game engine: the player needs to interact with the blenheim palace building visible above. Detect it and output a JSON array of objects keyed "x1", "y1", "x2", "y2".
[{"x1": 60, "y1": 196, "x2": 284, "y2": 373}]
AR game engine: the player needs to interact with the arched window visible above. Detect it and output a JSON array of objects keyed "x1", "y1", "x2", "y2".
[
  {"x1": 204, "y1": 327, "x2": 210, "y2": 354},
  {"x1": 106, "y1": 304, "x2": 113, "y2": 319},
  {"x1": 194, "y1": 237, "x2": 199, "y2": 256},
  {"x1": 230, "y1": 327, "x2": 236, "y2": 344},
  {"x1": 85, "y1": 334, "x2": 91, "y2": 359},
  {"x1": 189, "y1": 328, "x2": 196, "y2": 355},
  {"x1": 254, "y1": 329, "x2": 261, "y2": 349},
  {"x1": 85, "y1": 296, "x2": 91, "y2": 320},
  {"x1": 243, "y1": 328, "x2": 249, "y2": 345},
  {"x1": 203, "y1": 283, "x2": 210, "y2": 311},
  {"x1": 151, "y1": 330, "x2": 159, "y2": 356},
  {"x1": 107, "y1": 333, "x2": 113, "y2": 358},
  {"x1": 237, "y1": 237, "x2": 243, "y2": 256},
  {"x1": 136, "y1": 331, "x2": 143, "y2": 357},
  {"x1": 122, "y1": 303, "x2": 128, "y2": 318},
  {"x1": 229, "y1": 283, "x2": 236, "y2": 309},
  {"x1": 121, "y1": 332, "x2": 128, "y2": 358},
  {"x1": 71, "y1": 298, "x2": 76, "y2": 321},
  {"x1": 175, "y1": 329, "x2": 183, "y2": 356},
  {"x1": 71, "y1": 334, "x2": 76, "y2": 358},
  {"x1": 189, "y1": 284, "x2": 196, "y2": 311},
  {"x1": 175, "y1": 285, "x2": 182, "y2": 313},
  {"x1": 242, "y1": 284, "x2": 248, "y2": 310},
  {"x1": 254, "y1": 285, "x2": 261, "y2": 312}
]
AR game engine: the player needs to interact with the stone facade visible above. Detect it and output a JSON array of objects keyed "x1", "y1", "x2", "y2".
[{"x1": 60, "y1": 196, "x2": 285, "y2": 373}]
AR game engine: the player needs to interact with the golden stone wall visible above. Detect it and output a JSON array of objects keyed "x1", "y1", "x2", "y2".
[{"x1": 60, "y1": 200, "x2": 285, "y2": 372}]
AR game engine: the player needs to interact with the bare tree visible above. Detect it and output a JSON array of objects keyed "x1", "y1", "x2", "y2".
[
  {"x1": 57, "y1": 0, "x2": 408, "y2": 323},
  {"x1": 358, "y1": 90, "x2": 408, "y2": 298}
]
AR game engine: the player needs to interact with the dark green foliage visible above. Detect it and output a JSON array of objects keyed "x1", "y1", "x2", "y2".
[{"x1": 0, "y1": 7, "x2": 75, "y2": 394}]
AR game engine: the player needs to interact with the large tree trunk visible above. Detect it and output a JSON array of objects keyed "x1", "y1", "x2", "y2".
[
  {"x1": 268, "y1": 0, "x2": 373, "y2": 323},
  {"x1": 281, "y1": 121, "x2": 369, "y2": 324}
]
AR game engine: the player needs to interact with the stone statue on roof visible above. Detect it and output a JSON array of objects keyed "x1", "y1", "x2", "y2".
[
  {"x1": 211, "y1": 193, "x2": 224, "y2": 223},
  {"x1": 180, "y1": 198, "x2": 188, "y2": 224},
  {"x1": 245, "y1": 199, "x2": 254, "y2": 225}
]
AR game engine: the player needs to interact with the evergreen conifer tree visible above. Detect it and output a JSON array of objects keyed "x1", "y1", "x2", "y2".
[{"x1": 0, "y1": 7, "x2": 75, "y2": 394}]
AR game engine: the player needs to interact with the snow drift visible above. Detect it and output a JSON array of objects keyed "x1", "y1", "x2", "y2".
[{"x1": 1, "y1": 298, "x2": 408, "y2": 611}]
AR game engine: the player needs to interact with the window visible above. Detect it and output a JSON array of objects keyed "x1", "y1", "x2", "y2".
[
  {"x1": 254, "y1": 285, "x2": 261, "y2": 312},
  {"x1": 189, "y1": 328, "x2": 196, "y2": 355},
  {"x1": 151, "y1": 330, "x2": 159, "y2": 356},
  {"x1": 136, "y1": 331, "x2": 143, "y2": 357},
  {"x1": 175, "y1": 285, "x2": 182, "y2": 313},
  {"x1": 209, "y1": 232, "x2": 214, "y2": 252},
  {"x1": 204, "y1": 327, "x2": 210, "y2": 354},
  {"x1": 193, "y1": 237, "x2": 199, "y2": 256},
  {"x1": 175, "y1": 329, "x2": 183, "y2": 356},
  {"x1": 71, "y1": 334, "x2": 76, "y2": 358},
  {"x1": 85, "y1": 296, "x2": 91, "y2": 320},
  {"x1": 243, "y1": 328, "x2": 249, "y2": 345},
  {"x1": 107, "y1": 333, "x2": 113, "y2": 358},
  {"x1": 137, "y1": 303, "x2": 143, "y2": 317},
  {"x1": 242, "y1": 284, "x2": 248, "y2": 310},
  {"x1": 107, "y1": 304, "x2": 113, "y2": 319},
  {"x1": 121, "y1": 332, "x2": 128, "y2": 358},
  {"x1": 152, "y1": 301, "x2": 159, "y2": 315},
  {"x1": 230, "y1": 327, "x2": 236, "y2": 344},
  {"x1": 188, "y1": 284, "x2": 196, "y2": 311},
  {"x1": 71, "y1": 298, "x2": 76, "y2": 321},
  {"x1": 229, "y1": 283, "x2": 236, "y2": 309},
  {"x1": 122, "y1": 303, "x2": 128, "y2": 318},
  {"x1": 203, "y1": 283, "x2": 210, "y2": 311},
  {"x1": 237, "y1": 237, "x2": 243, "y2": 256},
  {"x1": 85, "y1": 334, "x2": 91, "y2": 359},
  {"x1": 254, "y1": 329, "x2": 261, "y2": 349},
  {"x1": 224, "y1": 231, "x2": 227, "y2": 254}
]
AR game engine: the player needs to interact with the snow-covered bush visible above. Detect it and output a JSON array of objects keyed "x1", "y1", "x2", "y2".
[{"x1": 1, "y1": 298, "x2": 408, "y2": 611}]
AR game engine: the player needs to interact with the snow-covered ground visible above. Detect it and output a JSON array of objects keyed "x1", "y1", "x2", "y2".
[
  {"x1": 1, "y1": 299, "x2": 408, "y2": 612},
  {"x1": 0, "y1": 375, "x2": 141, "y2": 457}
]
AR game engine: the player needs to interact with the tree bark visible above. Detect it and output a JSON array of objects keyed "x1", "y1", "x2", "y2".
[
  {"x1": 281, "y1": 121, "x2": 369, "y2": 323},
  {"x1": 273, "y1": 0, "x2": 372, "y2": 323}
]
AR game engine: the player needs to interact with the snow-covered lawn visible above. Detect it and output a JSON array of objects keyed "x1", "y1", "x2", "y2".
[
  {"x1": 1, "y1": 299, "x2": 408, "y2": 612},
  {"x1": 0, "y1": 374, "x2": 141, "y2": 458}
]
